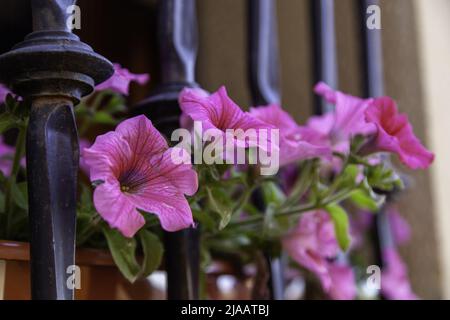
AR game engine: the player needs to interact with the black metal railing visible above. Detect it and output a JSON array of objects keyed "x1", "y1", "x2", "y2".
[
  {"x1": 248, "y1": 0, "x2": 285, "y2": 300},
  {"x1": 133, "y1": 0, "x2": 200, "y2": 300},
  {"x1": 360, "y1": 0, "x2": 397, "y2": 278},
  {"x1": 0, "y1": 0, "x2": 113, "y2": 300}
]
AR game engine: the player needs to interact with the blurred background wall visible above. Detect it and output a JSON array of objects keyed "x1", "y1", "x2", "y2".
[
  {"x1": 0, "y1": 0, "x2": 447, "y2": 298},
  {"x1": 414, "y1": 0, "x2": 450, "y2": 299}
]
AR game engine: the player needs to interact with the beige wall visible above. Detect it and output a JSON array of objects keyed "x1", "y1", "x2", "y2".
[{"x1": 414, "y1": 0, "x2": 450, "y2": 299}]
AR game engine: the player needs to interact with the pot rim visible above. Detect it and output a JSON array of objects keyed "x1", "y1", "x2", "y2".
[{"x1": 0, "y1": 240, "x2": 115, "y2": 267}]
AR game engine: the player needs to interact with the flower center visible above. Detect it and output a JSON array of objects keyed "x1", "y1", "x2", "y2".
[
  {"x1": 118, "y1": 168, "x2": 151, "y2": 194},
  {"x1": 121, "y1": 185, "x2": 131, "y2": 192}
]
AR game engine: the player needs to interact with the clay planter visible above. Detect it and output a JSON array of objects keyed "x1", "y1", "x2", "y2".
[
  {"x1": 0, "y1": 240, "x2": 163, "y2": 300},
  {"x1": 0, "y1": 240, "x2": 252, "y2": 300}
]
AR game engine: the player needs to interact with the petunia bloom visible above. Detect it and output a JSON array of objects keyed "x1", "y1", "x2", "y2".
[
  {"x1": 364, "y1": 97, "x2": 434, "y2": 169},
  {"x1": 95, "y1": 63, "x2": 149, "y2": 96},
  {"x1": 326, "y1": 263, "x2": 357, "y2": 300},
  {"x1": 179, "y1": 86, "x2": 276, "y2": 154},
  {"x1": 83, "y1": 115, "x2": 198, "y2": 237},
  {"x1": 283, "y1": 210, "x2": 340, "y2": 291},
  {"x1": 309, "y1": 82, "x2": 377, "y2": 154},
  {"x1": 0, "y1": 84, "x2": 10, "y2": 104},
  {"x1": 381, "y1": 247, "x2": 418, "y2": 300},
  {"x1": 387, "y1": 207, "x2": 411, "y2": 245},
  {"x1": 250, "y1": 104, "x2": 331, "y2": 166}
]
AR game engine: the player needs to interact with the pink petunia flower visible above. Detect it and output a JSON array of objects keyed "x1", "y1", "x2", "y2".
[
  {"x1": 0, "y1": 84, "x2": 11, "y2": 104},
  {"x1": 326, "y1": 263, "x2": 357, "y2": 300},
  {"x1": 387, "y1": 207, "x2": 411, "y2": 245},
  {"x1": 95, "y1": 63, "x2": 149, "y2": 96},
  {"x1": 364, "y1": 97, "x2": 434, "y2": 169},
  {"x1": 381, "y1": 247, "x2": 418, "y2": 300},
  {"x1": 83, "y1": 115, "x2": 198, "y2": 237},
  {"x1": 179, "y1": 86, "x2": 276, "y2": 155},
  {"x1": 309, "y1": 82, "x2": 377, "y2": 154},
  {"x1": 282, "y1": 210, "x2": 340, "y2": 291},
  {"x1": 250, "y1": 104, "x2": 331, "y2": 166}
]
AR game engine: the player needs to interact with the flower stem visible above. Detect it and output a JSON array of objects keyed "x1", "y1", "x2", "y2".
[{"x1": 227, "y1": 186, "x2": 356, "y2": 229}]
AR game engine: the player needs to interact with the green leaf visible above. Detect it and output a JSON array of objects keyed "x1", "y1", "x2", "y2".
[
  {"x1": 104, "y1": 95, "x2": 126, "y2": 114},
  {"x1": 0, "y1": 113, "x2": 18, "y2": 134},
  {"x1": 367, "y1": 163, "x2": 404, "y2": 192},
  {"x1": 92, "y1": 111, "x2": 117, "y2": 125},
  {"x1": 11, "y1": 181, "x2": 28, "y2": 210},
  {"x1": 103, "y1": 227, "x2": 141, "y2": 283},
  {"x1": 261, "y1": 181, "x2": 286, "y2": 207},
  {"x1": 349, "y1": 188, "x2": 384, "y2": 212},
  {"x1": 138, "y1": 229, "x2": 163, "y2": 278},
  {"x1": 325, "y1": 203, "x2": 351, "y2": 251},
  {"x1": 206, "y1": 186, "x2": 233, "y2": 230}
]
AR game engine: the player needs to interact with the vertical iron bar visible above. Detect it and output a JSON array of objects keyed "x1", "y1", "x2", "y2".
[
  {"x1": 312, "y1": 0, "x2": 338, "y2": 114},
  {"x1": 361, "y1": 0, "x2": 396, "y2": 271},
  {"x1": 0, "y1": 0, "x2": 113, "y2": 300},
  {"x1": 312, "y1": 0, "x2": 358, "y2": 289},
  {"x1": 133, "y1": 0, "x2": 199, "y2": 300},
  {"x1": 27, "y1": 98, "x2": 79, "y2": 299},
  {"x1": 248, "y1": 0, "x2": 284, "y2": 300}
]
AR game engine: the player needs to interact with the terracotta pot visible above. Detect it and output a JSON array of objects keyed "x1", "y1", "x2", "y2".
[
  {"x1": 0, "y1": 240, "x2": 164, "y2": 300},
  {"x1": 0, "y1": 240, "x2": 254, "y2": 300}
]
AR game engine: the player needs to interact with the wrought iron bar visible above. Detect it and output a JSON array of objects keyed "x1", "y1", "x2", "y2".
[
  {"x1": 133, "y1": 0, "x2": 200, "y2": 300},
  {"x1": 248, "y1": 0, "x2": 284, "y2": 300},
  {"x1": 360, "y1": 0, "x2": 396, "y2": 272},
  {"x1": 312, "y1": 0, "x2": 338, "y2": 114},
  {"x1": 0, "y1": 0, "x2": 113, "y2": 299}
]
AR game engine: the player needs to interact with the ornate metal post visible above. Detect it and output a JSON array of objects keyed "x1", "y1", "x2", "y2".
[
  {"x1": 248, "y1": 0, "x2": 284, "y2": 300},
  {"x1": 312, "y1": 0, "x2": 338, "y2": 114},
  {"x1": 0, "y1": 0, "x2": 113, "y2": 299},
  {"x1": 361, "y1": 0, "x2": 396, "y2": 272},
  {"x1": 133, "y1": 0, "x2": 200, "y2": 300}
]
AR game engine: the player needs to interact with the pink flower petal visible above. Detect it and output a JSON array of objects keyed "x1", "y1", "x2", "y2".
[
  {"x1": 326, "y1": 263, "x2": 357, "y2": 300},
  {"x1": 95, "y1": 63, "x2": 150, "y2": 95},
  {"x1": 84, "y1": 115, "x2": 198, "y2": 237},
  {"x1": 83, "y1": 131, "x2": 132, "y2": 182},
  {"x1": 115, "y1": 114, "x2": 168, "y2": 157},
  {"x1": 283, "y1": 210, "x2": 340, "y2": 291},
  {"x1": 381, "y1": 248, "x2": 418, "y2": 300},
  {"x1": 250, "y1": 104, "x2": 332, "y2": 166},
  {"x1": 307, "y1": 112, "x2": 335, "y2": 136},
  {"x1": 93, "y1": 181, "x2": 146, "y2": 237},
  {"x1": 312, "y1": 82, "x2": 377, "y2": 154},
  {"x1": 0, "y1": 84, "x2": 11, "y2": 104},
  {"x1": 180, "y1": 86, "x2": 275, "y2": 152},
  {"x1": 365, "y1": 97, "x2": 434, "y2": 169},
  {"x1": 387, "y1": 207, "x2": 411, "y2": 245}
]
